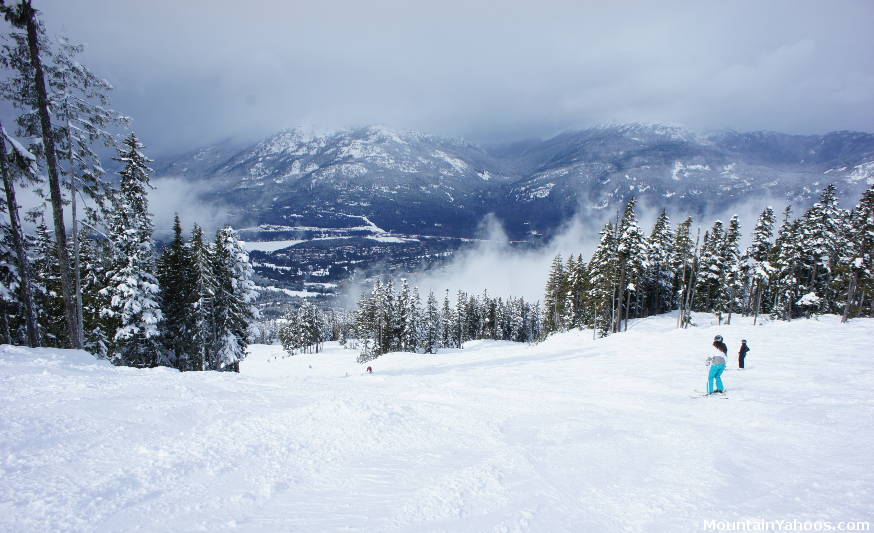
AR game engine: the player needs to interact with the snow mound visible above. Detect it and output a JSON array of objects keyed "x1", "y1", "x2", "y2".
[{"x1": 0, "y1": 344, "x2": 111, "y2": 370}]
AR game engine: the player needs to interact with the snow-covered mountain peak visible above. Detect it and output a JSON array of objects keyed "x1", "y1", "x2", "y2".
[
  {"x1": 157, "y1": 123, "x2": 874, "y2": 243},
  {"x1": 608, "y1": 122, "x2": 697, "y2": 142}
]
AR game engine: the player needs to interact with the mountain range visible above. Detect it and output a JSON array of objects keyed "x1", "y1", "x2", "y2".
[{"x1": 155, "y1": 123, "x2": 874, "y2": 299}]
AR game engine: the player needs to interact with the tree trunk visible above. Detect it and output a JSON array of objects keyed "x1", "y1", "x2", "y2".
[
  {"x1": 841, "y1": 271, "x2": 858, "y2": 323},
  {"x1": 684, "y1": 264, "x2": 698, "y2": 329},
  {"x1": 23, "y1": 6, "x2": 80, "y2": 349},
  {"x1": 0, "y1": 127, "x2": 39, "y2": 347},
  {"x1": 66, "y1": 117, "x2": 85, "y2": 348},
  {"x1": 726, "y1": 287, "x2": 734, "y2": 325},
  {"x1": 753, "y1": 279, "x2": 763, "y2": 326},
  {"x1": 614, "y1": 265, "x2": 626, "y2": 333},
  {"x1": 624, "y1": 286, "x2": 631, "y2": 332},
  {"x1": 676, "y1": 263, "x2": 687, "y2": 329},
  {"x1": 71, "y1": 182, "x2": 84, "y2": 347}
]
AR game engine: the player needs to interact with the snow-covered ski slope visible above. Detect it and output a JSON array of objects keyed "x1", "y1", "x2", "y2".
[{"x1": 2, "y1": 314, "x2": 872, "y2": 532}]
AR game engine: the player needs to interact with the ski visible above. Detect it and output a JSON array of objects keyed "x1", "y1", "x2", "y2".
[{"x1": 692, "y1": 390, "x2": 728, "y2": 399}]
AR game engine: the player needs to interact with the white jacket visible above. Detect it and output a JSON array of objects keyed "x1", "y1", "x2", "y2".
[{"x1": 707, "y1": 355, "x2": 727, "y2": 366}]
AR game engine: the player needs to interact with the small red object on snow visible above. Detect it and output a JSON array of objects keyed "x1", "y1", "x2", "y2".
[{"x1": 366, "y1": 366, "x2": 373, "y2": 373}]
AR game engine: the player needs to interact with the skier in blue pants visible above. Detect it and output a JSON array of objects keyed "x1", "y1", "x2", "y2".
[{"x1": 706, "y1": 335, "x2": 728, "y2": 394}]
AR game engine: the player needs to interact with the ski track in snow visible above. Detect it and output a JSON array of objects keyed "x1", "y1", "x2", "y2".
[{"x1": 1, "y1": 314, "x2": 873, "y2": 532}]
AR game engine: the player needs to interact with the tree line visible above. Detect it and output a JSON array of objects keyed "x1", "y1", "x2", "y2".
[
  {"x1": 351, "y1": 279, "x2": 543, "y2": 362},
  {"x1": 0, "y1": 2, "x2": 258, "y2": 370},
  {"x1": 543, "y1": 184, "x2": 874, "y2": 338}
]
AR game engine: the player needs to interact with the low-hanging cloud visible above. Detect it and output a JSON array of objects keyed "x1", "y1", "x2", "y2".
[
  {"x1": 148, "y1": 177, "x2": 235, "y2": 239},
  {"x1": 402, "y1": 191, "x2": 823, "y2": 305},
  {"x1": 13, "y1": 176, "x2": 234, "y2": 240},
  {"x1": 407, "y1": 212, "x2": 601, "y2": 303}
]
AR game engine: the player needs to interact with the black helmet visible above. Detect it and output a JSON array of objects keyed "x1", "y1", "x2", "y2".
[
  {"x1": 714, "y1": 335, "x2": 723, "y2": 342},
  {"x1": 741, "y1": 339, "x2": 747, "y2": 343}
]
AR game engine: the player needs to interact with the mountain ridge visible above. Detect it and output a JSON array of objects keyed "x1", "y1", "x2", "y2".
[{"x1": 153, "y1": 123, "x2": 874, "y2": 294}]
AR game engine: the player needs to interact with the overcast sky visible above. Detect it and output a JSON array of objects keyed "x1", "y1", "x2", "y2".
[{"x1": 29, "y1": 0, "x2": 874, "y2": 154}]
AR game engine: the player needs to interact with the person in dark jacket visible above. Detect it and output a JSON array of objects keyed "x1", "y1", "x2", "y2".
[{"x1": 738, "y1": 340, "x2": 749, "y2": 369}]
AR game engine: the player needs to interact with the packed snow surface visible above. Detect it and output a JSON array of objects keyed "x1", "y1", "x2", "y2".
[{"x1": 2, "y1": 314, "x2": 873, "y2": 532}]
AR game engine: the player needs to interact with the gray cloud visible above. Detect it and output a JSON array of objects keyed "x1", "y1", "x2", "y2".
[
  {"x1": 148, "y1": 177, "x2": 236, "y2": 239},
  {"x1": 31, "y1": 0, "x2": 874, "y2": 154}
]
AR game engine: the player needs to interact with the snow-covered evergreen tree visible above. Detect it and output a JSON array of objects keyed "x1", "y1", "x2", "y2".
[
  {"x1": 210, "y1": 225, "x2": 259, "y2": 371},
  {"x1": 566, "y1": 254, "x2": 587, "y2": 329},
  {"x1": 407, "y1": 286, "x2": 423, "y2": 352},
  {"x1": 717, "y1": 215, "x2": 743, "y2": 324},
  {"x1": 543, "y1": 254, "x2": 567, "y2": 334},
  {"x1": 396, "y1": 278, "x2": 412, "y2": 351},
  {"x1": 441, "y1": 289, "x2": 453, "y2": 349},
  {"x1": 0, "y1": 124, "x2": 39, "y2": 346},
  {"x1": 614, "y1": 198, "x2": 647, "y2": 332},
  {"x1": 770, "y1": 208, "x2": 804, "y2": 321},
  {"x1": 0, "y1": 219, "x2": 15, "y2": 343},
  {"x1": 49, "y1": 35, "x2": 128, "y2": 347},
  {"x1": 424, "y1": 289, "x2": 441, "y2": 354},
  {"x1": 586, "y1": 223, "x2": 619, "y2": 337},
  {"x1": 157, "y1": 215, "x2": 195, "y2": 370},
  {"x1": 30, "y1": 214, "x2": 65, "y2": 347},
  {"x1": 100, "y1": 134, "x2": 162, "y2": 367},
  {"x1": 695, "y1": 222, "x2": 724, "y2": 312},
  {"x1": 644, "y1": 210, "x2": 674, "y2": 316},
  {"x1": 454, "y1": 289, "x2": 466, "y2": 348},
  {"x1": 1, "y1": 4, "x2": 80, "y2": 348},
  {"x1": 747, "y1": 207, "x2": 775, "y2": 324},
  {"x1": 354, "y1": 281, "x2": 380, "y2": 362},
  {"x1": 841, "y1": 185, "x2": 874, "y2": 321},
  {"x1": 77, "y1": 225, "x2": 110, "y2": 358},
  {"x1": 799, "y1": 185, "x2": 849, "y2": 313},
  {"x1": 671, "y1": 217, "x2": 696, "y2": 328},
  {"x1": 188, "y1": 224, "x2": 215, "y2": 370}
]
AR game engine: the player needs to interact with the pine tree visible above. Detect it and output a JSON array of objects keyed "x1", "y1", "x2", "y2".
[
  {"x1": 77, "y1": 226, "x2": 110, "y2": 357},
  {"x1": 799, "y1": 185, "x2": 849, "y2": 313},
  {"x1": 441, "y1": 289, "x2": 453, "y2": 348},
  {"x1": 695, "y1": 222, "x2": 724, "y2": 312},
  {"x1": 644, "y1": 210, "x2": 674, "y2": 316},
  {"x1": 210, "y1": 226, "x2": 258, "y2": 371},
  {"x1": 0, "y1": 218, "x2": 17, "y2": 344},
  {"x1": 185, "y1": 226, "x2": 214, "y2": 369},
  {"x1": 718, "y1": 215, "x2": 743, "y2": 324},
  {"x1": 278, "y1": 305, "x2": 302, "y2": 355},
  {"x1": 566, "y1": 254, "x2": 588, "y2": 328},
  {"x1": 842, "y1": 185, "x2": 874, "y2": 321},
  {"x1": 454, "y1": 289, "x2": 466, "y2": 348},
  {"x1": 1, "y1": 2, "x2": 80, "y2": 348},
  {"x1": 747, "y1": 207, "x2": 775, "y2": 324},
  {"x1": 406, "y1": 286, "x2": 423, "y2": 352},
  {"x1": 586, "y1": 223, "x2": 619, "y2": 337},
  {"x1": 0, "y1": 124, "x2": 39, "y2": 345},
  {"x1": 671, "y1": 217, "x2": 696, "y2": 328},
  {"x1": 101, "y1": 134, "x2": 162, "y2": 367},
  {"x1": 354, "y1": 281, "x2": 381, "y2": 362},
  {"x1": 770, "y1": 207, "x2": 804, "y2": 320},
  {"x1": 396, "y1": 278, "x2": 411, "y2": 351},
  {"x1": 380, "y1": 279, "x2": 396, "y2": 354},
  {"x1": 614, "y1": 198, "x2": 647, "y2": 332},
  {"x1": 543, "y1": 254, "x2": 567, "y2": 334},
  {"x1": 157, "y1": 215, "x2": 195, "y2": 370},
  {"x1": 30, "y1": 215, "x2": 64, "y2": 346},
  {"x1": 49, "y1": 36, "x2": 128, "y2": 347},
  {"x1": 424, "y1": 289, "x2": 441, "y2": 354}
]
